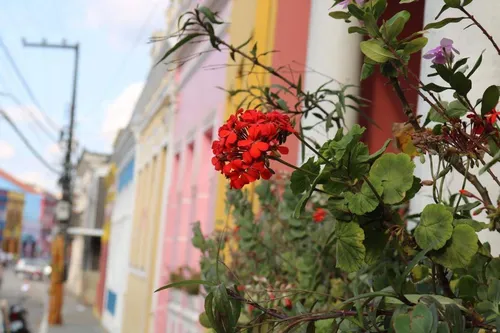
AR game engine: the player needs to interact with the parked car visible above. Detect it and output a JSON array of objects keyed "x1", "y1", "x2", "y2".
[{"x1": 14, "y1": 259, "x2": 51, "y2": 281}]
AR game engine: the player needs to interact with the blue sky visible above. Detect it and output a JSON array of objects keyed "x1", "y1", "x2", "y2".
[{"x1": 0, "y1": 0, "x2": 166, "y2": 193}]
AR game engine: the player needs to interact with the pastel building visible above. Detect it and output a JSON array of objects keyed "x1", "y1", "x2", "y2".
[
  {"x1": 121, "y1": 34, "x2": 173, "y2": 333},
  {"x1": 0, "y1": 190, "x2": 8, "y2": 247},
  {"x1": 102, "y1": 128, "x2": 136, "y2": 333}
]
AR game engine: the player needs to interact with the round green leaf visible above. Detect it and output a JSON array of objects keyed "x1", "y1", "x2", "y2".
[
  {"x1": 481, "y1": 85, "x2": 500, "y2": 116},
  {"x1": 433, "y1": 224, "x2": 478, "y2": 269},
  {"x1": 369, "y1": 153, "x2": 416, "y2": 204},
  {"x1": 345, "y1": 179, "x2": 382, "y2": 215},
  {"x1": 415, "y1": 204, "x2": 453, "y2": 250},
  {"x1": 335, "y1": 222, "x2": 366, "y2": 273}
]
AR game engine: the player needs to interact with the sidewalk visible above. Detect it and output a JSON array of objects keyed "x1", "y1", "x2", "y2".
[{"x1": 39, "y1": 290, "x2": 104, "y2": 333}]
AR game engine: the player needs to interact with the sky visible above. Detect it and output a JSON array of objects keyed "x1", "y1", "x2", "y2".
[{"x1": 0, "y1": 0, "x2": 167, "y2": 194}]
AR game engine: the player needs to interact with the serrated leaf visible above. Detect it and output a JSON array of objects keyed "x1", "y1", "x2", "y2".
[
  {"x1": 369, "y1": 153, "x2": 416, "y2": 204},
  {"x1": 481, "y1": 85, "x2": 500, "y2": 116},
  {"x1": 345, "y1": 179, "x2": 381, "y2": 215},
  {"x1": 404, "y1": 37, "x2": 429, "y2": 54},
  {"x1": 360, "y1": 40, "x2": 397, "y2": 63},
  {"x1": 415, "y1": 204, "x2": 453, "y2": 250},
  {"x1": 335, "y1": 222, "x2": 366, "y2": 273},
  {"x1": 290, "y1": 158, "x2": 320, "y2": 195},
  {"x1": 424, "y1": 17, "x2": 465, "y2": 30},
  {"x1": 433, "y1": 224, "x2": 478, "y2": 269},
  {"x1": 330, "y1": 124, "x2": 366, "y2": 161}
]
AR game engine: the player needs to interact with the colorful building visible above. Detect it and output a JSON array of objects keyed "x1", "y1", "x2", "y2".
[
  {"x1": 3, "y1": 191, "x2": 24, "y2": 255},
  {"x1": 121, "y1": 35, "x2": 173, "y2": 333},
  {"x1": 102, "y1": 128, "x2": 136, "y2": 333},
  {"x1": 39, "y1": 192, "x2": 57, "y2": 257},
  {"x1": 0, "y1": 168, "x2": 55, "y2": 257},
  {"x1": 0, "y1": 190, "x2": 8, "y2": 248}
]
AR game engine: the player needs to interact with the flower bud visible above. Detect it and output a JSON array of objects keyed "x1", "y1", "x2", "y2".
[
  {"x1": 421, "y1": 180, "x2": 434, "y2": 186},
  {"x1": 283, "y1": 298, "x2": 293, "y2": 310},
  {"x1": 459, "y1": 189, "x2": 474, "y2": 198}
]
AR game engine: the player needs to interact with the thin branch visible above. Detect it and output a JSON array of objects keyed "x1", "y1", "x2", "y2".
[{"x1": 460, "y1": 7, "x2": 500, "y2": 56}]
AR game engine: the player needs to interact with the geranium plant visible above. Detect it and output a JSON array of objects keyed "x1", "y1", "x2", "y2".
[{"x1": 155, "y1": 0, "x2": 500, "y2": 332}]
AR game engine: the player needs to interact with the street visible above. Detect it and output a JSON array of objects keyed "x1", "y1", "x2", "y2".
[{"x1": 0, "y1": 268, "x2": 103, "y2": 333}]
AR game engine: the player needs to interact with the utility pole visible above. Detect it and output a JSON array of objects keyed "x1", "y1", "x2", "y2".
[{"x1": 23, "y1": 38, "x2": 79, "y2": 326}]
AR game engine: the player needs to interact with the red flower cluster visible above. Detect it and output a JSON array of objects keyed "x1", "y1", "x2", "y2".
[
  {"x1": 313, "y1": 208, "x2": 327, "y2": 223},
  {"x1": 212, "y1": 109, "x2": 295, "y2": 189}
]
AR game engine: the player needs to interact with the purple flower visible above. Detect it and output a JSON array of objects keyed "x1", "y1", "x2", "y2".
[
  {"x1": 338, "y1": 0, "x2": 365, "y2": 9},
  {"x1": 423, "y1": 38, "x2": 460, "y2": 64}
]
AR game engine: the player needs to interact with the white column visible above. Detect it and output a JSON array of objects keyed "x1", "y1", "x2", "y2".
[
  {"x1": 300, "y1": 0, "x2": 362, "y2": 164},
  {"x1": 413, "y1": 1, "x2": 500, "y2": 255}
]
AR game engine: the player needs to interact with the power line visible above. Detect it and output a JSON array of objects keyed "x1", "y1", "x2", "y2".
[
  {"x1": 0, "y1": 108, "x2": 60, "y2": 174},
  {"x1": 0, "y1": 38, "x2": 60, "y2": 133},
  {"x1": 0, "y1": 91, "x2": 58, "y2": 142}
]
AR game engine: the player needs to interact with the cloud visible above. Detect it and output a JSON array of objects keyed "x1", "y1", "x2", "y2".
[
  {"x1": 101, "y1": 82, "x2": 144, "y2": 144},
  {"x1": 84, "y1": 0, "x2": 165, "y2": 47},
  {"x1": 0, "y1": 140, "x2": 15, "y2": 160},
  {"x1": 2, "y1": 103, "x2": 58, "y2": 132},
  {"x1": 16, "y1": 171, "x2": 59, "y2": 194}
]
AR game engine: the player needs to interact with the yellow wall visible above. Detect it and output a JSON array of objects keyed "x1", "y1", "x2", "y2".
[
  {"x1": 3, "y1": 192, "x2": 24, "y2": 255},
  {"x1": 214, "y1": 0, "x2": 278, "y2": 230},
  {"x1": 122, "y1": 107, "x2": 168, "y2": 333}
]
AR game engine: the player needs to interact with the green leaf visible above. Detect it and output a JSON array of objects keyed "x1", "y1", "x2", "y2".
[
  {"x1": 444, "y1": 0, "x2": 461, "y2": 8},
  {"x1": 422, "y1": 83, "x2": 449, "y2": 93},
  {"x1": 403, "y1": 176, "x2": 422, "y2": 202},
  {"x1": 404, "y1": 37, "x2": 429, "y2": 54},
  {"x1": 290, "y1": 157, "x2": 320, "y2": 195},
  {"x1": 155, "y1": 33, "x2": 204, "y2": 66},
  {"x1": 347, "y1": 3, "x2": 365, "y2": 20},
  {"x1": 450, "y1": 72, "x2": 472, "y2": 96},
  {"x1": 446, "y1": 100, "x2": 468, "y2": 119},
  {"x1": 467, "y1": 51, "x2": 483, "y2": 78},
  {"x1": 364, "y1": 230, "x2": 389, "y2": 265},
  {"x1": 433, "y1": 224, "x2": 478, "y2": 269},
  {"x1": 369, "y1": 153, "x2": 416, "y2": 204},
  {"x1": 345, "y1": 179, "x2": 382, "y2": 215},
  {"x1": 481, "y1": 85, "x2": 500, "y2": 116},
  {"x1": 358, "y1": 139, "x2": 391, "y2": 163},
  {"x1": 453, "y1": 219, "x2": 487, "y2": 232},
  {"x1": 424, "y1": 17, "x2": 465, "y2": 30},
  {"x1": 315, "y1": 319, "x2": 337, "y2": 333},
  {"x1": 488, "y1": 279, "x2": 500, "y2": 305},
  {"x1": 486, "y1": 258, "x2": 500, "y2": 280},
  {"x1": 444, "y1": 304, "x2": 465, "y2": 333},
  {"x1": 394, "y1": 314, "x2": 411, "y2": 333},
  {"x1": 479, "y1": 150, "x2": 500, "y2": 176},
  {"x1": 409, "y1": 304, "x2": 435, "y2": 333},
  {"x1": 360, "y1": 40, "x2": 397, "y2": 63},
  {"x1": 329, "y1": 11, "x2": 351, "y2": 20},
  {"x1": 385, "y1": 17, "x2": 406, "y2": 40},
  {"x1": 415, "y1": 204, "x2": 453, "y2": 250},
  {"x1": 437, "y1": 322, "x2": 450, "y2": 333},
  {"x1": 455, "y1": 275, "x2": 478, "y2": 298},
  {"x1": 397, "y1": 248, "x2": 432, "y2": 291},
  {"x1": 335, "y1": 222, "x2": 366, "y2": 273},
  {"x1": 361, "y1": 63, "x2": 375, "y2": 80},
  {"x1": 349, "y1": 26, "x2": 368, "y2": 35},
  {"x1": 154, "y1": 279, "x2": 216, "y2": 293},
  {"x1": 198, "y1": 6, "x2": 223, "y2": 24},
  {"x1": 199, "y1": 312, "x2": 213, "y2": 329},
  {"x1": 330, "y1": 124, "x2": 366, "y2": 161}
]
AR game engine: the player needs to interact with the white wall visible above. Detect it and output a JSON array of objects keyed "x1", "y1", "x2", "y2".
[
  {"x1": 102, "y1": 159, "x2": 136, "y2": 333},
  {"x1": 412, "y1": 0, "x2": 500, "y2": 255},
  {"x1": 300, "y1": 0, "x2": 362, "y2": 164}
]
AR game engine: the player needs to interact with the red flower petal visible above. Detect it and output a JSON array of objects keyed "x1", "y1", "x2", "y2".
[{"x1": 277, "y1": 146, "x2": 289, "y2": 154}]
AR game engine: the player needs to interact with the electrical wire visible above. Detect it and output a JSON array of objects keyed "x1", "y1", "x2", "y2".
[
  {"x1": 0, "y1": 38, "x2": 60, "y2": 133},
  {"x1": 0, "y1": 91, "x2": 58, "y2": 142},
  {"x1": 0, "y1": 108, "x2": 60, "y2": 174}
]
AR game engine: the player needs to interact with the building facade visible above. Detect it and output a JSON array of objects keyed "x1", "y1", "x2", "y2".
[
  {"x1": 102, "y1": 128, "x2": 136, "y2": 333},
  {"x1": 121, "y1": 38, "x2": 174, "y2": 333}
]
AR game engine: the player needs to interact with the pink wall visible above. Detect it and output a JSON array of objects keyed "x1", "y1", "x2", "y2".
[
  {"x1": 270, "y1": 0, "x2": 311, "y2": 172},
  {"x1": 154, "y1": 20, "x2": 229, "y2": 333}
]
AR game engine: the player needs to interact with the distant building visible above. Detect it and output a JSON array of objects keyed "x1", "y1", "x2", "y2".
[
  {"x1": 0, "y1": 168, "x2": 56, "y2": 258},
  {"x1": 66, "y1": 150, "x2": 110, "y2": 305}
]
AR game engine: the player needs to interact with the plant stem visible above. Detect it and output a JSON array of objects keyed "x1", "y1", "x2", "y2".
[
  {"x1": 460, "y1": 7, "x2": 500, "y2": 56},
  {"x1": 293, "y1": 133, "x2": 336, "y2": 169},
  {"x1": 390, "y1": 78, "x2": 421, "y2": 130},
  {"x1": 269, "y1": 155, "x2": 314, "y2": 175},
  {"x1": 436, "y1": 265, "x2": 454, "y2": 298}
]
